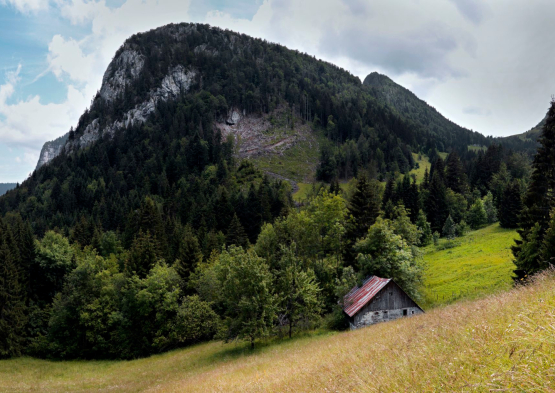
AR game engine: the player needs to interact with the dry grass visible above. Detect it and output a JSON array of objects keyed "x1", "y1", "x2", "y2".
[{"x1": 3, "y1": 271, "x2": 555, "y2": 392}]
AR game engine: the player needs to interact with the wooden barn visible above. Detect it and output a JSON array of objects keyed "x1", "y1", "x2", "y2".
[{"x1": 343, "y1": 276, "x2": 423, "y2": 330}]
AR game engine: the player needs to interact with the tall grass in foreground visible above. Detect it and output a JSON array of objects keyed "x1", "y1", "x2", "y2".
[{"x1": 2, "y1": 270, "x2": 555, "y2": 392}]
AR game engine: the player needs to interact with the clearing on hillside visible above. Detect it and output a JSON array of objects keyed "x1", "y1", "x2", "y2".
[
  {"x1": 421, "y1": 223, "x2": 517, "y2": 308},
  {"x1": 1, "y1": 271, "x2": 554, "y2": 392}
]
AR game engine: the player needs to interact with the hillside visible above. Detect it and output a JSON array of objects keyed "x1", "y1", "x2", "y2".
[
  {"x1": 1, "y1": 271, "x2": 553, "y2": 392},
  {"x1": 0, "y1": 183, "x2": 16, "y2": 196},
  {"x1": 421, "y1": 223, "x2": 518, "y2": 308},
  {"x1": 364, "y1": 72, "x2": 487, "y2": 149},
  {"x1": 35, "y1": 133, "x2": 68, "y2": 170}
]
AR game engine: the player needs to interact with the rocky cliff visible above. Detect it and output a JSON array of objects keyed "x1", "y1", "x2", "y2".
[{"x1": 36, "y1": 133, "x2": 69, "y2": 169}]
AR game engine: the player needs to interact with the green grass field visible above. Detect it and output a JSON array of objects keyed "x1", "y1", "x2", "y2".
[
  {"x1": 292, "y1": 179, "x2": 356, "y2": 202},
  {"x1": 409, "y1": 153, "x2": 431, "y2": 184},
  {"x1": 421, "y1": 223, "x2": 518, "y2": 308},
  {"x1": 467, "y1": 145, "x2": 487, "y2": 152}
]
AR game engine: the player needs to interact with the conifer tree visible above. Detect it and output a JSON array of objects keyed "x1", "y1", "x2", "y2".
[
  {"x1": 226, "y1": 214, "x2": 249, "y2": 249},
  {"x1": 499, "y1": 181, "x2": 522, "y2": 228},
  {"x1": 125, "y1": 230, "x2": 159, "y2": 278},
  {"x1": 422, "y1": 167, "x2": 430, "y2": 189},
  {"x1": 174, "y1": 225, "x2": 203, "y2": 283},
  {"x1": 382, "y1": 178, "x2": 395, "y2": 209},
  {"x1": 346, "y1": 175, "x2": 381, "y2": 242},
  {"x1": 404, "y1": 176, "x2": 420, "y2": 222},
  {"x1": 329, "y1": 178, "x2": 341, "y2": 195},
  {"x1": 425, "y1": 172, "x2": 448, "y2": 233},
  {"x1": 0, "y1": 234, "x2": 26, "y2": 358},
  {"x1": 541, "y1": 209, "x2": 555, "y2": 267},
  {"x1": 344, "y1": 175, "x2": 381, "y2": 264},
  {"x1": 444, "y1": 151, "x2": 467, "y2": 193},
  {"x1": 514, "y1": 100, "x2": 555, "y2": 278}
]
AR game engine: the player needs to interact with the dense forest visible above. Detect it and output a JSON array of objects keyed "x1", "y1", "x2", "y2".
[{"x1": 0, "y1": 23, "x2": 547, "y2": 359}]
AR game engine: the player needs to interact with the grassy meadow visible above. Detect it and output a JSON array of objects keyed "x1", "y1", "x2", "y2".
[
  {"x1": 2, "y1": 270, "x2": 554, "y2": 392},
  {"x1": 409, "y1": 152, "x2": 431, "y2": 184},
  {"x1": 421, "y1": 223, "x2": 518, "y2": 308}
]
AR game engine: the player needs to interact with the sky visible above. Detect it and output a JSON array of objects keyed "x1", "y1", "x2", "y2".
[{"x1": 0, "y1": 0, "x2": 553, "y2": 183}]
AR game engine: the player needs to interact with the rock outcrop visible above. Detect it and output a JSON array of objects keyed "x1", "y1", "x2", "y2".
[
  {"x1": 36, "y1": 133, "x2": 69, "y2": 170},
  {"x1": 67, "y1": 65, "x2": 197, "y2": 152}
]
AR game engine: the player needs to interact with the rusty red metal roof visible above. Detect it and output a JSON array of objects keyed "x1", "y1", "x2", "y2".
[{"x1": 343, "y1": 276, "x2": 391, "y2": 317}]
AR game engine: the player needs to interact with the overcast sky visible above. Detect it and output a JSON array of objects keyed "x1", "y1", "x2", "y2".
[{"x1": 0, "y1": 0, "x2": 553, "y2": 182}]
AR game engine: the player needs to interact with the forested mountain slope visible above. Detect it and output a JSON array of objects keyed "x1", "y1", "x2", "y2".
[
  {"x1": 363, "y1": 72, "x2": 487, "y2": 150},
  {"x1": 7, "y1": 22, "x2": 477, "y2": 236}
]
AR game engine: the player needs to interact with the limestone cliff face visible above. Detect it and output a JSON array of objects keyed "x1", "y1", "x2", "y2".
[
  {"x1": 67, "y1": 64, "x2": 197, "y2": 152},
  {"x1": 36, "y1": 25, "x2": 203, "y2": 168},
  {"x1": 36, "y1": 133, "x2": 69, "y2": 170}
]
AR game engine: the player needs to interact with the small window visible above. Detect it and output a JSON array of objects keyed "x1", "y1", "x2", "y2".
[
  {"x1": 411, "y1": 311, "x2": 415, "y2": 315},
  {"x1": 403, "y1": 309, "x2": 408, "y2": 316}
]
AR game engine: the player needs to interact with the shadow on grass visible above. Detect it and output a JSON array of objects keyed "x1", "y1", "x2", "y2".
[{"x1": 205, "y1": 329, "x2": 336, "y2": 363}]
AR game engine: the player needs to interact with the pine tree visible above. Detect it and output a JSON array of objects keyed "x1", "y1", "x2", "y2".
[
  {"x1": 0, "y1": 233, "x2": 26, "y2": 358},
  {"x1": 346, "y1": 175, "x2": 381, "y2": 242},
  {"x1": 425, "y1": 172, "x2": 448, "y2": 233},
  {"x1": 444, "y1": 151, "x2": 467, "y2": 193},
  {"x1": 499, "y1": 181, "x2": 522, "y2": 229},
  {"x1": 344, "y1": 175, "x2": 381, "y2": 264},
  {"x1": 174, "y1": 225, "x2": 203, "y2": 283},
  {"x1": 329, "y1": 178, "x2": 341, "y2": 195},
  {"x1": 125, "y1": 230, "x2": 159, "y2": 278},
  {"x1": 422, "y1": 167, "x2": 430, "y2": 189},
  {"x1": 404, "y1": 176, "x2": 420, "y2": 222},
  {"x1": 541, "y1": 209, "x2": 555, "y2": 267},
  {"x1": 226, "y1": 214, "x2": 249, "y2": 249},
  {"x1": 382, "y1": 178, "x2": 396, "y2": 209},
  {"x1": 514, "y1": 100, "x2": 555, "y2": 278}
]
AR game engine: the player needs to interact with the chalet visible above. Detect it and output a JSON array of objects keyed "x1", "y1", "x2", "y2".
[{"x1": 343, "y1": 276, "x2": 423, "y2": 329}]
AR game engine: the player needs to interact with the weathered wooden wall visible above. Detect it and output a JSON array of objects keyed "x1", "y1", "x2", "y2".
[{"x1": 351, "y1": 282, "x2": 423, "y2": 329}]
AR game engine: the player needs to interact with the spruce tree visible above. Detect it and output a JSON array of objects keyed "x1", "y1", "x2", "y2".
[
  {"x1": 444, "y1": 151, "x2": 466, "y2": 193},
  {"x1": 499, "y1": 181, "x2": 522, "y2": 229},
  {"x1": 425, "y1": 172, "x2": 448, "y2": 233},
  {"x1": 344, "y1": 175, "x2": 381, "y2": 264},
  {"x1": 329, "y1": 178, "x2": 341, "y2": 195},
  {"x1": 174, "y1": 225, "x2": 203, "y2": 283},
  {"x1": 226, "y1": 214, "x2": 249, "y2": 249},
  {"x1": 0, "y1": 236, "x2": 26, "y2": 358},
  {"x1": 422, "y1": 167, "x2": 430, "y2": 189},
  {"x1": 125, "y1": 230, "x2": 159, "y2": 278},
  {"x1": 346, "y1": 175, "x2": 381, "y2": 242},
  {"x1": 514, "y1": 100, "x2": 555, "y2": 278}
]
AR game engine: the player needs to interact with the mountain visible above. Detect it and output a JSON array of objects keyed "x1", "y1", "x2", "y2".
[
  {"x1": 36, "y1": 133, "x2": 69, "y2": 169},
  {"x1": 363, "y1": 72, "x2": 488, "y2": 150},
  {"x1": 4, "y1": 22, "x2": 537, "y2": 238},
  {"x1": 0, "y1": 183, "x2": 16, "y2": 196}
]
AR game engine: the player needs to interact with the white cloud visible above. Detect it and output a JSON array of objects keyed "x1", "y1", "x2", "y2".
[
  {"x1": 0, "y1": 0, "x2": 48, "y2": 13},
  {"x1": 0, "y1": 68, "x2": 92, "y2": 148}
]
